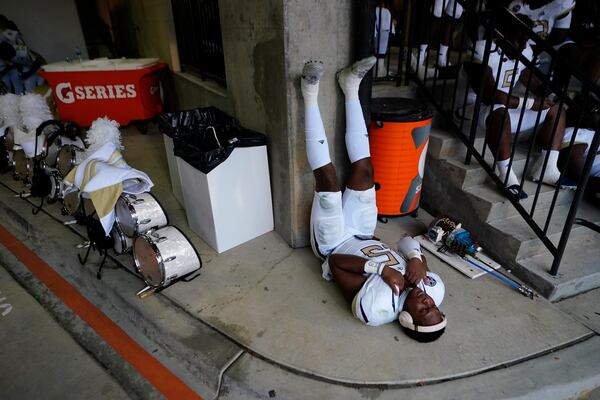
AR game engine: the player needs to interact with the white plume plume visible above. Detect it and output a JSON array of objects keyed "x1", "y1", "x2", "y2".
[
  {"x1": 19, "y1": 94, "x2": 53, "y2": 133},
  {"x1": 85, "y1": 117, "x2": 122, "y2": 156},
  {"x1": 0, "y1": 94, "x2": 22, "y2": 128}
]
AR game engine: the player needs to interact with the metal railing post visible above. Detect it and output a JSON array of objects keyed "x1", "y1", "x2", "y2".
[{"x1": 550, "y1": 112, "x2": 600, "y2": 275}]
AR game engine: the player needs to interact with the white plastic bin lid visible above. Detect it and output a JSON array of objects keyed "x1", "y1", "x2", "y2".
[{"x1": 42, "y1": 58, "x2": 159, "y2": 72}]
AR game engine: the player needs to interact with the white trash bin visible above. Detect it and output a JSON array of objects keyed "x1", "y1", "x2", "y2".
[
  {"x1": 177, "y1": 145, "x2": 274, "y2": 253},
  {"x1": 162, "y1": 134, "x2": 184, "y2": 206}
]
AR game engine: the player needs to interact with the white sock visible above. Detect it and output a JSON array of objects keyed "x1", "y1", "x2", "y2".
[
  {"x1": 301, "y1": 60, "x2": 323, "y2": 107},
  {"x1": 438, "y1": 44, "x2": 449, "y2": 67},
  {"x1": 345, "y1": 99, "x2": 370, "y2": 163},
  {"x1": 532, "y1": 150, "x2": 561, "y2": 184},
  {"x1": 419, "y1": 44, "x2": 428, "y2": 65},
  {"x1": 302, "y1": 60, "x2": 330, "y2": 170},
  {"x1": 337, "y1": 56, "x2": 377, "y2": 100},
  {"x1": 496, "y1": 158, "x2": 520, "y2": 187}
]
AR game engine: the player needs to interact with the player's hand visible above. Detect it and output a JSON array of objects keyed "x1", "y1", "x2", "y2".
[
  {"x1": 531, "y1": 97, "x2": 554, "y2": 111},
  {"x1": 405, "y1": 258, "x2": 430, "y2": 287},
  {"x1": 381, "y1": 266, "x2": 405, "y2": 295}
]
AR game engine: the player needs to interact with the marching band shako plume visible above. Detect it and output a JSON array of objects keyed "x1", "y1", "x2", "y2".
[
  {"x1": 85, "y1": 117, "x2": 122, "y2": 157},
  {"x1": 19, "y1": 94, "x2": 53, "y2": 133}
]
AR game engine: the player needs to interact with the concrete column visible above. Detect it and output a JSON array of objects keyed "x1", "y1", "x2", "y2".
[{"x1": 219, "y1": 0, "x2": 354, "y2": 248}]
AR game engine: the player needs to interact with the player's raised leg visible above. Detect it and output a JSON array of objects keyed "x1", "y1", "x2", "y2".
[
  {"x1": 337, "y1": 56, "x2": 379, "y2": 237},
  {"x1": 302, "y1": 60, "x2": 345, "y2": 260}
]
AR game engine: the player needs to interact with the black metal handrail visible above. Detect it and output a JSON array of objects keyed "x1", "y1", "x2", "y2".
[{"x1": 381, "y1": 0, "x2": 600, "y2": 275}]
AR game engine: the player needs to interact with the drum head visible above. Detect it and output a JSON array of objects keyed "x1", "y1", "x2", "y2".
[
  {"x1": 115, "y1": 197, "x2": 136, "y2": 237},
  {"x1": 57, "y1": 146, "x2": 73, "y2": 176},
  {"x1": 134, "y1": 236, "x2": 163, "y2": 287}
]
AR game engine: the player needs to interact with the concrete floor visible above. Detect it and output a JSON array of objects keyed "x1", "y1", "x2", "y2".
[
  {"x1": 0, "y1": 123, "x2": 599, "y2": 395},
  {"x1": 0, "y1": 265, "x2": 130, "y2": 400},
  {"x1": 117, "y1": 125, "x2": 593, "y2": 384}
]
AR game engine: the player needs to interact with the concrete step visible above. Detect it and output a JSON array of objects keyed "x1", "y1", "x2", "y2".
[
  {"x1": 488, "y1": 201, "x2": 600, "y2": 261},
  {"x1": 465, "y1": 180, "x2": 575, "y2": 222},
  {"x1": 515, "y1": 236, "x2": 600, "y2": 302}
]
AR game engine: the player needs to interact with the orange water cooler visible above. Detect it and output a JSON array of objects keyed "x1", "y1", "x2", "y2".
[{"x1": 369, "y1": 98, "x2": 432, "y2": 217}]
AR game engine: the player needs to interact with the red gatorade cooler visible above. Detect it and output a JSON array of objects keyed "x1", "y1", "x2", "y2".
[
  {"x1": 369, "y1": 97, "x2": 432, "y2": 217},
  {"x1": 39, "y1": 58, "x2": 166, "y2": 127}
]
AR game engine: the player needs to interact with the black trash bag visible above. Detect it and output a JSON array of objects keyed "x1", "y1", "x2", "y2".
[
  {"x1": 173, "y1": 126, "x2": 266, "y2": 174},
  {"x1": 158, "y1": 106, "x2": 240, "y2": 139}
]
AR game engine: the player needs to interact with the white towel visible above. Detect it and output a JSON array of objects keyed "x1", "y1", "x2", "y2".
[{"x1": 64, "y1": 142, "x2": 154, "y2": 235}]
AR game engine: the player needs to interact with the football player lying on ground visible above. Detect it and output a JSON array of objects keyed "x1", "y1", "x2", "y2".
[
  {"x1": 457, "y1": 12, "x2": 572, "y2": 200},
  {"x1": 301, "y1": 57, "x2": 447, "y2": 342}
]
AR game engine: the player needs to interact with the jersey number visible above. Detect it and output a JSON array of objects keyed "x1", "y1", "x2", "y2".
[
  {"x1": 533, "y1": 20, "x2": 549, "y2": 39},
  {"x1": 502, "y1": 69, "x2": 515, "y2": 88},
  {"x1": 361, "y1": 244, "x2": 401, "y2": 267}
]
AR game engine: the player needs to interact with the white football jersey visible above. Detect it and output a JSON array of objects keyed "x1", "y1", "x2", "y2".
[
  {"x1": 508, "y1": 0, "x2": 576, "y2": 39},
  {"x1": 332, "y1": 237, "x2": 408, "y2": 273},
  {"x1": 473, "y1": 40, "x2": 534, "y2": 94}
]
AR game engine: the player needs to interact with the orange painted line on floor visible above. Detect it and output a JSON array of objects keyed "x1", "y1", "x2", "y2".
[{"x1": 0, "y1": 224, "x2": 203, "y2": 400}]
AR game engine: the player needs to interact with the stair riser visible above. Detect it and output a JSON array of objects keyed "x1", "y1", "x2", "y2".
[{"x1": 485, "y1": 190, "x2": 574, "y2": 222}]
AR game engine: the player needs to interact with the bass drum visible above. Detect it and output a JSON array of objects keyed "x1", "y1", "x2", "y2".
[
  {"x1": 115, "y1": 192, "x2": 168, "y2": 237},
  {"x1": 63, "y1": 190, "x2": 95, "y2": 217},
  {"x1": 56, "y1": 144, "x2": 86, "y2": 177},
  {"x1": 111, "y1": 223, "x2": 134, "y2": 255},
  {"x1": 133, "y1": 226, "x2": 201, "y2": 288}
]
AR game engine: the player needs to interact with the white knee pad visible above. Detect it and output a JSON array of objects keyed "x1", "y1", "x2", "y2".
[
  {"x1": 422, "y1": 272, "x2": 445, "y2": 306},
  {"x1": 343, "y1": 187, "x2": 377, "y2": 235},
  {"x1": 311, "y1": 192, "x2": 345, "y2": 252}
]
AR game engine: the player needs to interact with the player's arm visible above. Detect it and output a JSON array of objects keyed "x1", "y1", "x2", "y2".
[
  {"x1": 397, "y1": 236, "x2": 429, "y2": 286},
  {"x1": 518, "y1": 68, "x2": 555, "y2": 110},
  {"x1": 463, "y1": 62, "x2": 520, "y2": 108},
  {"x1": 328, "y1": 254, "x2": 406, "y2": 294}
]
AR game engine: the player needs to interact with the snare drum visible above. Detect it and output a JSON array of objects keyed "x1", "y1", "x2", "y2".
[
  {"x1": 47, "y1": 170, "x2": 65, "y2": 202},
  {"x1": 111, "y1": 223, "x2": 134, "y2": 255},
  {"x1": 63, "y1": 190, "x2": 95, "y2": 217},
  {"x1": 115, "y1": 192, "x2": 168, "y2": 237},
  {"x1": 45, "y1": 136, "x2": 85, "y2": 168},
  {"x1": 57, "y1": 144, "x2": 85, "y2": 176},
  {"x1": 12, "y1": 148, "x2": 33, "y2": 181},
  {"x1": 133, "y1": 226, "x2": 201, "y2": 288}
]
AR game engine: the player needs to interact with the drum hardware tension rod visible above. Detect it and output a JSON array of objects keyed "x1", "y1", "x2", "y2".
[{"x1": 64, "y1": 219, "x2": 78, "y2": 226}]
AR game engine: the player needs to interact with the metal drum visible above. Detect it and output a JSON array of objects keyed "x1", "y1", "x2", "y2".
[
  {"x1": 0, "y1": 136, "x2": 12, "y2": 171},
  {"x1": 4, "y1": 127, "x2": 15, "y2": 150},
  {"x1": 47, "y1": 170, "x2": 65, "y2": 203},
  {"x1": 12, "y1": 148, "x2": 33, "y2": 181},
  {"x1": 63, "y1": 190, "x2": 95, "y2": 217},
  {"x1": 115, "y1": 192, "x2": 168, "y2": 237},
  {"x1": 56, "y1": 144, "x2": 85, "y2": 176},
  {"x1": 111, "y1": 223, "x2": 134, "y2": 255},
  {"x1": 133, "y1": 226, "x2": 201, "y2": 288},
  {"x1": 45, "y1": 136, "x2": 85, "y2": 168}
]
